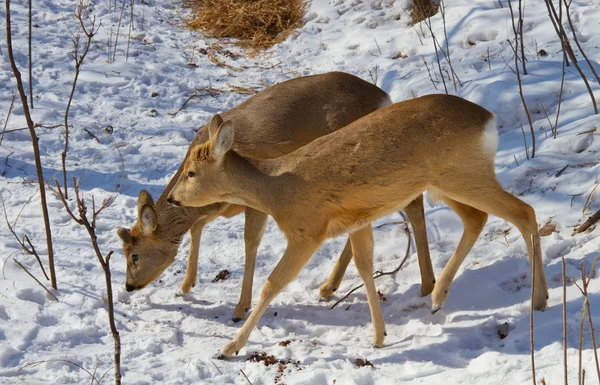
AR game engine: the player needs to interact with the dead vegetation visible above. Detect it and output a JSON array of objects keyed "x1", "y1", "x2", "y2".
[{"x1": 183, "y1": 0, "x2": 308, "y2": 51}]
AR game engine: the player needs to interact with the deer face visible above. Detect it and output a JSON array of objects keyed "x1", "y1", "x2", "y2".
[
  {"x1": 117, "y1": 191, "x2": 178, "y2": 291},
  {"x1": 168, "y1": 115, "x2": 235, "y2": 209}
]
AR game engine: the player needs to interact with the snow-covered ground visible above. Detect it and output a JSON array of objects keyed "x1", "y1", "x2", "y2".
[{"x1": 1, "y1": 0, "x2": 600, "y2": 383}]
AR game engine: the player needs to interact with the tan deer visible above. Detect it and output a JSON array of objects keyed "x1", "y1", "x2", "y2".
[
  {"x1": 116, "y1": 72, "x2": 436, "y2": 322},
  {"x1": 168, "y1": 94, "x2": 549, "y2": 358}
]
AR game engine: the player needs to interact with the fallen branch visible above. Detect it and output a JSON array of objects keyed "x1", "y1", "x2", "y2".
[
  {"x1": 572, "y1": 209, "x2": 600, "y2": 235},
  {"x1": 331, "y1": 212, "x2": 411, "y2": 309}
]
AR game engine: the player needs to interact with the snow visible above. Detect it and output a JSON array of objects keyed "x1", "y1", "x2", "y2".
[{"x1": 1, "y1": 0, "x2": 600, "y2": 383}]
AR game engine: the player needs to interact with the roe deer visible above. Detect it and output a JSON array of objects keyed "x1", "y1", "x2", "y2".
[
  {"x1": 116, "y1": 72, "x2": 436, "y2": 322},
  {"x1": 168, "y1": 94, "x2": 549, "y2": 358}
]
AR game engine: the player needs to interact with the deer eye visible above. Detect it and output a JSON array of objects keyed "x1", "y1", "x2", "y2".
[
  {"x1": 187, "y1": 171, "x2": 195, "y2": 178},
  {"x1": 132, "y1": 254, "x2": 139, "y2": 262}
]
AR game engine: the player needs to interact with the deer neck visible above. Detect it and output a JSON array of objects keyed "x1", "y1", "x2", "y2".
[{"x1": 222, "y1": 152, "x2": 291, "y2": 217}]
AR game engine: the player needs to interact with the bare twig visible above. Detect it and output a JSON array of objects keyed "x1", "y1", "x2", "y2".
[
  {"x1": 563, "y1": 0, "x2": 600, "y2": 85},
  {"x1": 28, "y1": 0, "x2": 33, "y2": 109},
  {"x1": 421, "y1": 55, "x2": 438, "y2": 90},
  {"x1": 439, "y1": 0, "x2": 459, "y2": 91},
  {"x1": 581, "y1": 259, "x2": 600, "y2": 383},
  {"x1": 544, "y1": 0, "x2": 598, "y2": 115},
  {"x1": 5, "y1": 0, "x2": 57, "y2": 289},
  {"x1": 54, "y1": 177, "x2": 121, "y2": 384},
  {"x1": 520, "y1": 123, "x2": 530, "y2": 160},
  {"x1": 555, "y1": 53, "x2": 566, "y2": 138},
  {"x1": 113, "y1": 0, "x2": 127, "y2": 63},
  {"x1": 61, "y1": 1, "x2": 100, "y2": 200},
  {"x1": 18, "y1": 360, "x2": 100, "y2": 384},
  {"x1": 424, "y1": 16, "x2": 448, "y2": 94},
  {"x1": 13, "y1": 259, "x2": 58, "y2": 302},
  {"x1": 240, "y1": 369, "x2": 253, "y2": 385},
  {"x1": 530, "y1": 235, "x2": 537, "y2": 385},
  {"x1": 518, "y1": 0, "x2": 527, "y2": 75},
  {"x1": 0, "y1": 92, "x2": 15, "y2": 146},
  {"x1": 562, "y1": 254, "x2": 568, "y2": 385},
  {"x1": 331, "y1": 212, "x2": 412, "y2": 309},
  {"x1": 509, "y1": 0, "x2": 536, "y2": 158}
]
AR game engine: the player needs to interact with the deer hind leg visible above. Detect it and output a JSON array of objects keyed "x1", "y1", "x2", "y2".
[
  {"x1": 349, "y1": 224, "x2": 386, "y2": 347},
  {"x1": 319, "y1": 238, "x2": 353, "y2": 299},
  {"x1": 233, "y1": 207, "x2": 268, "y2": 322},
  {"x1": 430, "y1": 194, "x2": 488, "y2": 312},
  {"x1": 319, "y1": 194, "x2": 433, "y2": 299},
  {"x1": 219, "y1": 239, "x2": 322, "y2": 358},
  {"x1": 435, "y1": 178, "x2": 548, "y2": 310},
  {"x1": 403, "y1": 194, "x2": 436, "y2": 297},
  {"x1": 180, "y1": 217, "x2": 210, "y2": 295}
]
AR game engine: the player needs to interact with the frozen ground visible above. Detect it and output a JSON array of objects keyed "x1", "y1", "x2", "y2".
[{"x1": 1, "y1": 0, "x2": 600, "y2": 384}]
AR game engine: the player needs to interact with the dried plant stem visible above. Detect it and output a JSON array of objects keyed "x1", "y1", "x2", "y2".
[
  {"x1": 62, "y1": 2, "x2": 99, "y2": 200},
  {"x1": 13, "y1": 258, "x2": 58, "y2": 302},
  {"x1": 530, "y1": 235, "x2": 537, "y2": 385},
  {"x1": 0, "y1": 92, "x2": 15, "y2": 146},
  {"x1": 54, "y1": 177, "x2": 121, "y2": 384},
  {"x1": 544, "y1": 0, "x2": 597, "y2": 115},
  {"x1": 28, "y1": 0, "x2": 33, "y2": 109},
  {"x1": 5, "y1": 0, "x2": 57, "y2": 290},
  {"x1": 555, "y1": 53, "x2": 566, "y2": 138},
  {"x1": 113, "y1": 0, "x2": 127, "y2": 62},
  {"x1": 126, "y1": 0, "x2": 134, "y2": 62},
  {"x1": 439, "y1": 0, "x2": 460, "y2": 91},
  {"x1": 425, "y1": 16, "x2": 448, "y2": 94},
  {"x1": 581, "y1": 259, "x2": 600, "y2": 383},
  {"x1": 518, "y1": 0, "x2": 527, "y2": 75},
  {"x1": 563, "y1": 0, "x2": 600, "y2": 85},
  {"x1": 331, "y1": 212, "x2": 411, "y2": 310},
  {"x1": 562, "y1": 254, "x2": 568, "y2": 385},
  {"x1": 572, "y1": 209, "x2": 600, "y2": 234},
  {"x1": 509, "y1": 0, "x2": 536, "y2": 158}
]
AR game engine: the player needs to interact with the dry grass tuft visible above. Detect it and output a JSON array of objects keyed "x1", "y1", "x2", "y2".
[
  {"x1": 183, "y1": 0, "x2": 308, "y2": 51},
  {"x1": 410, "y1": 0, "x2": 439, "y2": 25}
]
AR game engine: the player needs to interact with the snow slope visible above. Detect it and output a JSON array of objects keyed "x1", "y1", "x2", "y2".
[{"x1": 1, "y1": 0, "x2": 600, "y2": 383}]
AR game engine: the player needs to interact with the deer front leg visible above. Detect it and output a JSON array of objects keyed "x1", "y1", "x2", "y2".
[
  {"x1": 404, "y1": 194, "x2": 436, "y2": 297},
  {"x1": 233, "y1": 207, "x2": 268, "y2": 322},
  {"x1": 180, "y1": 217, "x2": 209, "y2": 295},
  {"x1": 349, "y1": 225, "x2": 386, "y2": 347},
  {"x1": 218, "y1": 240, "x2": 321, "y2": 358},
  {"x1": 319, "y1": 238, "x2": 353, "y2": 299}
]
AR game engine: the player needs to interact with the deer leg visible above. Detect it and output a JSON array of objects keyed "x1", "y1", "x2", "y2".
[
  {"x1": 319, "y1": 238, "x2": 353, "y2": 299},
  {"x1": 430, "y1": 195, "x2": 488, "y2": 312},
  {"x1": 233, "y1": 207, "x2": 268, "y2": 322},
  {"x1": 180, "y1": 217, "x2": 210, "y2": 295},
  {"x1": 436, "y1": 178, "x2": 548, "y2": 310},
  {"x1": 218, "y1": 240, "x2": 322, "y2": 358},
  {"x1": 404, "y1": 194, "x2": 436, "y2": 297},
  {"x1": 349, "y1": 224, "x2": 386, "y2": 347}
]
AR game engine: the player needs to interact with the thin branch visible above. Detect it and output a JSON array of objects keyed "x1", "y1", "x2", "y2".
[
  {"x1": 563, "y1": 0, "x2": 600, "y2": 85},
  {"x1": 518, "y1": 0, "x2": 527, "y2": 75},
  {"x1": 0, "y1": 92, "x2": 15, "y2": 146},
  {"x1": 509, "y1": 0, "x2": 536, "y2": 158},
  {"x1": 555, "y1": 53, "x2": 566, "y2": 138},
  {"x1": 13, "y1": 258, "x2": 58, "y2": 302},
  {"x1": 424, "y1": 16, "x2": 448, "y2": 94},
  {"x1": 5, "y1": 0, "x2": 57, "y2": 289},
  {"x1": 562, "y1": 254, "x2": 568, "y2": 385},
  {"x1": 572, "y1": 209, "x2": 600, "y2": 234},
  {"x1": 331, "y1": 212, "x2": 412, "y2": 309},
  {"x1": 28, "y1": 0, "x2": 33, "y2": 109},
  {"x1": 530, "y1": 235, "x2": 537, "y2": 385}
]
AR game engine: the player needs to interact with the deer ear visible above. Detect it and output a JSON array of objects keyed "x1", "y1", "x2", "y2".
[
  {"x1": 117, "y1": 228, "x2": 132, "y2": 244},
  {"x1": 190, "y1": 145, "x2": 203, "y2": 160},
  {"x1": 140, "y1": 205, "x2": 157, "y2": 235},
  {"x1": 207, "y1": 114, "x2": 224, "y2": 139},
  {"x1": 211, "y1": 121, "x2": 234, "y2": 159},
  {"x1": 138, "y1": 190, "x2": 154, "y2": 217}
]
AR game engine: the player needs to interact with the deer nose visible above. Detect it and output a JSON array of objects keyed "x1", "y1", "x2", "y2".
[
  {"x1": 125, "y1": 283, "x2": 136, "y2": 292},
  {"x1": 167, "y1": 196, "x2": 181, "y2": 207}
]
